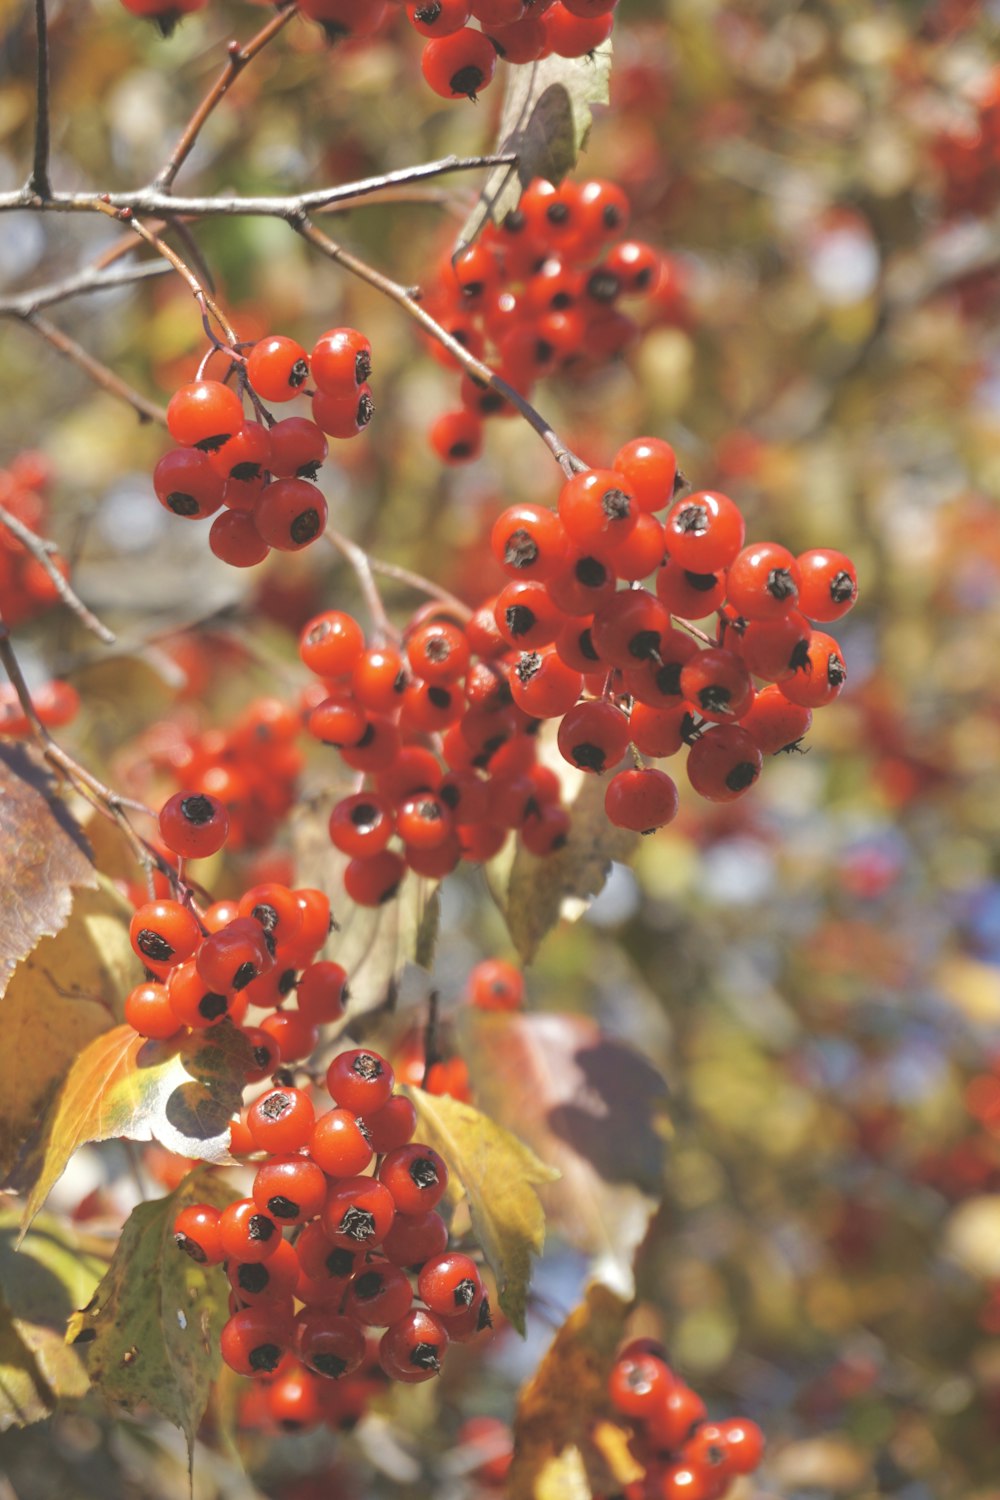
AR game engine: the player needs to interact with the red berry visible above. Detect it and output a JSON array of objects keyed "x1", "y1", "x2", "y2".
[
  {"x1": 379, "y1": 1308, "x2": 449, "y2": 1381},
  {"x1": 310, "y1": 327, "x2": 372, "y2": 398},
  {"x1": 246, "y1": 1087, "x2": 316, "y2": 1154},
  {"x1": 556, "y1": 699, "x2": 631, "y2": 774},
  {"x1": 173, "y1": 1203, "x2": 224, "y2": 1264},
  {"x1": 663, "y1": 490, "x2": 745, "y2": 573},
  {"x1": 686, "y1": 724, "x2": 762, "y2": 802},
  {"x1": 421, "y1": 28, "x2": 498, "y2": 99},
  {"x1": 158, "y1": 791, "x2": 229, "y2": 860},
  {"x1": 166, "y1": 380, "x2": 244, "y2": 451},
  {"x1": 605, "y1": 767, "x2": 679, "y2": 833},
  {"x1": 246, "y1": 336, "x2": 310, "y2": 403},
  {"x1": 379, "y1": 1143, "x2": 449, "y2": 1215}
]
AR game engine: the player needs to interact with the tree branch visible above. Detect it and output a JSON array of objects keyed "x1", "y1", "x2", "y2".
[
  {"x1": 27, "y1": 0, "x2": 50, "y2": 200},
  {"x1": 296, "y1": 217, "x2": 587, "y2": 479},
  {"x1": 14, "y1": 312, "x2": 168, "y2": 426},
  {"x1": 0, "y1": 505, "x2": 115, "y2": 644},
  {"x1": 0, "y1": 258, "x2": 170, "y2": 318}
]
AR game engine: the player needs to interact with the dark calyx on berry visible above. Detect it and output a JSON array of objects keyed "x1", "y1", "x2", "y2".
[
  {"x1": 174, "y1": 1233, "x2": 206, "y2": 1263},
  {"x1": 267, "y1": 1195, "x2": 300, "y2": 1219},
  {"x1": 290, "y1": 508, "x2": 322, "y2": 544},
  {"x1": 238, "y1": 1263, "x2": 270, "y2": 1293},
  {"x1": 766, "y1": 567, "x2": 797, "y2": 600},
  {"x1": 180, "y1": 794, "x2": 216, "y2": 824},
  {"x1": 167, "y1": 492, "x2": 200, "y2": 516},
  {"x1": 136, "y1": 929, "x2": 173, "y2": 963},
  {"x1": 675, "y1": 503, "x2": 707, "y2": 534},
  {"x1": 601, "y1": 487, "x2": 631, "y2": 521},
  {"x1": 572, "y1": 742, "x2": 608, "y2": 773},
  {"x1": 247, "y1": 1214, "x2": 276, "y2": 1242},
  {"x1": 504, "y1": 529, "x2": 538, "y2": 570},
  {"x1": 450, "y1": 65, "x2": 488, "y2": 99},
  {"x1": 338, "y1": 1207, "x2": 376, "y2": 1241},
  {"x1": 198, "y1": 992, "x2": 228, "y2": 1020},
  {"x1": 248, "y1": 1342, "x2": 282, "y2": 1373},
  {"x1": 726, "y1": 761, "x2": 759, "y2": 793},
  {"x1": 411, "y1": 1341, "x2": 442, "y2": 1371},
  {"x1": 326, "y1": 1248, "x2": 356, "y2": 1278},
  {"x1": 351, "y1": 1052, "x2": 384, "y2": 1081},
  {"x1": 408, "y1": 1157, "x2": 440, "y2": 1189},
  {"x1": 830, "y1": 570, "x2": 855, "y2": 603}
]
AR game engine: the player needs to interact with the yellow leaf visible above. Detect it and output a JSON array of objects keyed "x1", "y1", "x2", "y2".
[{"x1": 406, "y1": 1087, "x2": 558, "y2": 1335}]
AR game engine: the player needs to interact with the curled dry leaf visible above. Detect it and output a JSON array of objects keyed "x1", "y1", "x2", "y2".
[
  {"x1": 461, "y1": 1011, "x2": 671, "y2": 1298},
  {"x1": 66, "y1": 1168, "x2": 235, "y2": 1456},
  {"x1": 22, "y1": 1021, "x2": 252, "y2": 1235}
]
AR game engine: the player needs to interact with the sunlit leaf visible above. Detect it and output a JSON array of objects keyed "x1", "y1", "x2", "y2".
[
  {"x1": 406, "y1": 1086, "x2": 559, "y2": 1335},
  {"x1": 22, "y1": 1021, "x2": 251, "y2": 1234},
  {"x1": 456, "y1": 42, "x2": 613, "y2": 255},
  {"x1": 461, "y1": 1011, "x2": 670, "y2": 1298},
  {"x1": 0, "y1": 881, "x2": 135, "y2": 1187},
  {"x1": 66, "y1": 1169, "x2": 235, "y2": 1454},
  {"x1": 509, "y1": 1284, "x2": 629, "y2": 1500},
  {"x1": 0, "y1": 743, "x2": 97, "y2": 995}
]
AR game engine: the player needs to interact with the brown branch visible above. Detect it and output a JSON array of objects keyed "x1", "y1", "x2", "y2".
[
  {"x1": 99, "y1": 204, "x2": 240, "y2": 348},
  {"x1": 0, "y1": 504, "x2": 115, "y2": 644},
  {"x1": 324, "y1": 527, "x2": 397, "y2": 640},
  {"x1": 16, "y1": 312, "x2": 168, "y2": 426},
  {"x1": 153, "y1": 4, "x2": 298, "y2": 193},
  {"x1": 296, "y1": 218, "x2": 587, "y2": 479},
  {"x1": 0, "y1": 258, "x2": 170, "y2": 318},
  {"x1": 27, "y1": 0, "x2": 50, "y2": 199}
]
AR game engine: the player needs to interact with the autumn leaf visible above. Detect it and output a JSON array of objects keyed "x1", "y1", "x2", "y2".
[
  {"x1": 461, "y1": 1011, "x2": 670, "y2": 1298},
  {"x1": 66, "y1": 1169, "x2": 235, "y2": 1454},
  {"x1": 0, "y1": 1207, "x2": 108, "y2": 1429},
  {"x1": 0, "y1": 743, "x2": 97, "y2": 995},
  {"x1": 22, "y1": 1021, "x2": 252, "y2": 1235},
  {"x1": 509, "y1": 1284, "x2": 630, "y2": 1500},
  {"x1": 0, "y1": 880, "x2": 135, "y2": 1187},
  {"x1": 456, "y1": 42, "x2": 613, "y2": 255},
  {"x1": 406, "y1": 1087, "x2": 559, "y2": 1335},
  {"x1": 497, "y1": 769, "x2": 637, "y2": 964}
]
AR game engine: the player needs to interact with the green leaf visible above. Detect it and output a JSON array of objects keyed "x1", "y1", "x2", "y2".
[
  {"x1": 499, "y1": 768, "x2": 637, "y2": 964},
  {"x1": 0, "y1": 880, "x2": 135, "y2": 1187},
  {"x1": 66, "y1": 1169, "x2": 235, "y2": 1454},
  {"x1": 22, "y1": 1021, "x2": 251, "y2": 1235},
  {"x1": 0, "y1": 1208, "x2": 108, "y2": 1428},
  {"x1": 0, "y1": 743, "x2": 97, "y2": 996},
  {"x1": 456, "y1": 42, "x2": 613, "y2": 256},
  {"x1": 406, "y1": 1086, "x2": 559, "y2": 1336}
]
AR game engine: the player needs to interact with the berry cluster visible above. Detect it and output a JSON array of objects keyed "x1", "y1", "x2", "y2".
[
  {"x1": 120, "y1": 1, "x2": 618, "y2": 101},
  {"x1": 608, "y1": 1339, "x2": 764, "y2": 1500},
  {"x1": 0, "y1": 451, "x2": 69, "y2": 627},
  {"x1": 424, "y1": 176, "x2": 662, "y2": 464},
  {"x1": 154, "y1": 325, "x2": 372, "y2": 567},
  {"x1": 173, "y1": 1046, "x2": 491, "y2": 1408},
  {"x1": 299, "y1": 605, "x2": 571, "y2": 906},
  {"x1": 143, "y1": 697, "x2": 304, "y2": 852}
]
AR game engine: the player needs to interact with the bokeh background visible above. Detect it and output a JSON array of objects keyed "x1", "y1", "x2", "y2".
[{"x1": 3, "y1": 1, "x2": 1000, "y2": 1497}]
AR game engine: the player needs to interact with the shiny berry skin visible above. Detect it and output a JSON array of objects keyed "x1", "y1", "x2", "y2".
[
  {"x1": 738, "y1": 612, "x2": 812, "y2": 682},
  {"x1": 209, "y1": 508, "x2": 270, "y2": 568},
  {"x1": 219, "y1": 1306, "x2": 289, "y2": 1377},
  {"x1": 299, "y1": 609, "x2": 365, "y2": 677},
  {"x1": 559, "y1": 467, "x2": 638, "y2": 548},
  {"x1": 158, "y1": 791, "x2": 229, "y2": 860},
  {"x1": 258, "y1": 1008, "x2": 320, "y2": 1064},
  {"x1": 510, "y1": 649, "x2": 583, "y2": 717},
  {"x1": 543, "y1": 1, "x2": 615, "y2": 56},
  {"x1": 254, "y1": 478, "x2": 328, "y2": 552},
  {"x1": 379, "y1": 1144, "x2": 449, "y2": 1215},
  {"x1": 322, "y1": 1175, "x2": 397, "y2": 1249},
  {"x1": 173, "y1": 1203, "x2": 224, "y2": 1264},
  {"x1": 379, "y1": 1308, "x2": 450, "y2": 1382},
  {"x1": 656, "y1": 558, "x2": 727, "y2": 619},
  {"x1": 407, "y1": 0, "x2": 473, "y2": 37},
  {"x1": 312, "y1": 385, "x2": 375, "y2": 438},
  {"x1": 343, "y1": 849, "x2": 407, "y2": 907},
  {"x1": 252, "y1": 1156, "x2": 328, "y2": 1226},
  {"x1": 227, "y1": 1236, "x2": 300, "y2": 1305},
  {"x1": 725, "y1": 541, "x2": 801, "y2": 621},
  {"x1": 406, "y1": 620, "x2": 470, "y2": 684},
  {"x1": 294, "y1": 887, "x2": 333, "y2": 952},
  {"x1": 796, "y1": 547, "x2": 858, "y2": 622},
  {"x1": 430, "y1": 408, "x2": 483, "y2": 463},
  {"x1": 679, "y1": 647, "x2": 753, "y2": 722},
  {"x1": 548, "y1": 549, "x2": 618, "y2": 616},
  {"x1": 663, "y1": 490, "x2": 745, "y2": 573},
  {"x1": 364, "y1": 1094, "x2": 418, "y2": 1153},
  {"x1": 267, "y1": 416, "x2": 329, "y2": 480},
  {"x1": 605, "y1": 767, "x2": 679, "y2": 833},
  {"x1": 196, "y1": 916, "x2": 273, "y2": 992},
  {"x1": 153, "y1": 447, "x2": 225, "y2": 519},
  {"x1": 209, "y1": 421, "x2": 272, "y2": 488},
  {"x1": 124, "y1": 980, "x2": 181, "y2": 1040},
  {"x1": 166, "y1": 960, "x2": 239, "y2": 1029},
  {"x1": 612, "y1": 437, "x2": 677, "y2": 513},
  {"x1": 657, "y1": 1464, "x2": 716, "y2": 1500},
  {"x1": 246, "y1": 1087, "x2": 316, "y2": 1154},
  {"x1": 591, "y1": 588, "x2": 672, "y2": 668},
  {"x1": 296, "y1": 961, "x2": 349, "y2": 1026},
  {"x1": 686, "y1": 724, "x2": 763, "y2": 802},
  {"x1": 716, "y1": 1417, "x2": 765, "y2": 1473},
  {"x1": 381, "y1": 1208, "x2": 450, "y2": 1268},
  {"x1": 467, "y1": 957, "x2": 524, "y2": 1011},
  {"x1": 329, "y1": 793, "x2": 394, "y2": 859},
  {"x1": 310, "y1": 1108, "x2": 374, "y2": 1177},
  {"x1": 417, "y1": 1252, "x2": 484, "y2": 1317},
  {"x1": 421, "y1": 28, "x2": 498, "y2": 99},
  {"x1": 310, "y1": 327, "x2": 372, "y2": 398},
  {"x1": 219, "y1": 1198, "x2": 281, "y2": 1264},
  {"x1": 295, "y1": 1309, "x2": 367, "y2": 1380},
  {"x1": 166, "y1": 380, "x2": 244, "y2": 451},
  {"x1": 491, "y1": 504, "x2": 568, "y2": 582},
  {"x1": 608, "y1": 1348, "x2": 675, "y2": 1419},
  {"x1": 238, "y1": 883, "x2": 303, "y2": 952},
  {"x1": 645, "y1": 1381, "x2": 708, "y2": 1451},
  {"x1": 129, "y1": 899, "x2": 202, "y2": 971},
  {"x1": 740, "y1": 684, "x2": 812, "y2": 754},
  {"x1": 557, "y1": 699, "x2": 631, "y2": 774},
  {"x1": 344, "y1": 1264, "x2": 414, "y2": 1327},
  {"x1": 495, "y1": 579, "x2": 564, "y2": 647},
  {"x1": 246, "y1": 336, "x2": 310, "y2": 403},
  {"x1": 629, "y1": 702, "x2": 690, "y2": 759},
  {"x1": 778, "y1": 631, "x2": 847, "y2": 708},
  {"x1": 326, "y1": 1049, "x2": 395, "y2": 1116}
]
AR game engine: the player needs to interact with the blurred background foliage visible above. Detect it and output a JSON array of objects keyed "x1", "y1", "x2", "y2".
[{"x1": 3, "y1": 1, "x2": 1000, "y2": 1497}]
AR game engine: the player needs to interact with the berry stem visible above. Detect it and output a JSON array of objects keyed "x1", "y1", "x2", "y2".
[
  {"x1": 26, "y1": 0, "x2": 51, "y2": 200},
  {"x1": 0, "y1": 503, "x2": 116, "y2": 645},
  {"x1": 294, "y1": 217, "x2": 588, "y2": 479}
]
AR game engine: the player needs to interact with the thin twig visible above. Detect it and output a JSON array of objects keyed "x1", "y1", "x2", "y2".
[
  {"x1": 324, "y1": 527, "x2": 396, "y2": 640},
  {"x1": 365, "y1": 555, "x2": 472, "y2": 620},
  {"x1": 421, "y1": 990, "x2": 441, "y2": 1090},
  {"x1": 154, "y1": 5, "x2": 298, "y2": 193},
  {"x1": 17, "y1": 312, "x2": 168, "y2": 426},
  {"x1": 296, "y1": 218, "x2": 588, "y2": 479},
  {"x1": 99, "y1": 204, "x2": 240, "y2": 348},
  {"x1": 0, "y1": 258, "x2": 170, "y2": 318},
  {"x1": 1, "y1": 153, "x2": 519, "y2": 218},
  {"x1": 0, "y1": 504, "x2": 115, "y2": 644},
  {"x1": 27, "y1": 0, "x2": 50, "y2": 199}
]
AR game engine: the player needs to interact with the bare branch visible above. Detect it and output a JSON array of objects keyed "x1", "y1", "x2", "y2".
[
  {"x1": 324, "y1": 527, "x2": 397, "y2": 641},
  {"x1": 0, "y1": 505, "x2": 115, "y2": 644},
  {"x1": 297, "y1": 217, "x2": 587, "y2": 479},
  {"x1": 27, "y1": 0, "x2": 51, "y2": 200},
  {"x1": 0, "y1": 258, "x2": 170, "y2": 318},
  {"x1": 15, "y1": 311, "x2": 168, "y2": 425}
]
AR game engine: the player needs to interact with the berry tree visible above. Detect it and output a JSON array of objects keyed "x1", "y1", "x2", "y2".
[{"x1": 0, "y1": 2, "x2": 997, "y2": 1498}]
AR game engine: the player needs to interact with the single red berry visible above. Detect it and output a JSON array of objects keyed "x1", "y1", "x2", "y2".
[
  {"x1": 125, "y1": 980, "x2": 181, "y2": 1040},
  {"x1": 379, "y1": 1308, "x2": 450, "y2": 1381},
  {"x1": 326, "y1": 1048, "x2": 395, "y2": 1116},
  {"x1": 795, "y1": 547, "x2": 858, "y2": 622},
  {"x1": 209, "y1": 508, "x2": 270, "y2": 568},
  {"x1": 421, "y1": 27, "x2": 498, "y2": 99},
  {"x1": 726, "y1": 541, "x2": 802, "y2": 621},
  {"x1": 379, "y1": 1143, "x2": 449, "y2": 1215},
  {"x1": 173, "y1": 1203, "x2": 224, "y2": 1264},
  {"x1": 246, "y1": 1087, "x2": 316, "y2": 1154},
  {"x1": 558, "y1": 467, "x2": 638, "y2": 549},
  {"x1": 686, "y1": 724, "x2": 763, "y2": 802},
  {"x1": 679, "y1": 647, "x2": 753, "y2": 722},
  {"x1": 295, "y1": 1308, "x2": 367, "y2": 1380},
  {"x1": 467, "y1": 957, "x2": 524, "y2": 1011},
  {"x1": 364, "y1": 1094, "x2": 418, "y2": 1154},
  {"x1": 166, "y1": 380, "x2": 244, "y2": 451},
  {"x1": 605, "y1": 767, "x2": 679, "y2": 833},
  {"x1": 778, "y1": 631, "x2": 847, "y2": 708},
  {"x1": 322, "y1": 1175, "x2": 397, "y2": 1249},
  {"x1": 739, "y1": 683, "x2": 812, "y2": 754},
  {"x1": 556, "y1": 699, "x2": 631, "y2": 774},
  {"x1": 252, "y1": 1156, "x2": 328, "y2": 1226},
  {"x1": 219, "y1": 1306, "x2": 289, "y2": 1377},
  {"x1": 254, "y1": 478, "x2": 328, "y2": 552},
  {"x1": 299, "y1": 609, "x2": 365, "y2": 678},
  {"x1": 129, "y1": 899, "x2": 202, "y2": 971},
  {"x1": 158, "y1": 791, "x2": 229, "y2": 860},
  {"x1": 296, "y1": 961, "x2": 349, "y2": 1026},
  {"x1": 310, "y1": 1108, "x2": 374, "y2": 1177},
  {"x1": 663, "y1": 490, "x2": 745, "y2": 573},
  {"x1": 219, "y1": 1198, "x2": 282, "y2": 1264},
  {"x1": 311, "y1": 385, "x2": 375, "y2": 439},
  {"x1": 153, "y1": 447, "x2": 225, "y2": 519},
  {"x1": 344, "y1": 1263, "x2": 414, "y2": 1326},
  {"x1": 246, "y1": 335, "x2": 310, "y2": 403},
  {"x1": 417, "y1": 1252, "x2": 485, "y2": 1317},
  {"x1": 268, "y1": 416, "x2": 329, "y2": 480},
  {"x1": 381, "y1": 1208, "x2": 449, "y2": 1268},
  {"x1": 310, "y1": 327, "x2": 372, "y2": 398}
]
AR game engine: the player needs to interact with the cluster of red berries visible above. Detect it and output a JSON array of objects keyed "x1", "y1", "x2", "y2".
[
  {"x1": 608, "y1": 1339, "x2": 764, "y2": 1500},
  {"x1": 931, "y1": 67, "x2": 1000, "y2": 216},
  {"x1": 172, "y1": 1045, "x2": 491, "y2": 1411},
  {"x1": 0, "y1": 451, "x2": 70, "y2": 627},
  {"x1": 120, "y1": 1, "x2": 618, "y2": 100},
  {"x1": 298, "y1": 604, "x2": 572, "y2": 905},
  {"x1": 153, "y1": 325, "x2": 372, "y2": 568},
  {"x1": 143, "y1": 697, "x2": 304, "y2": 852},
  {"x1": 424, "y1": 176, "x2": 662, "y2": 465},
  {"x1": 476, "y1": 442, "x2": 855, "y2": 830}
]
